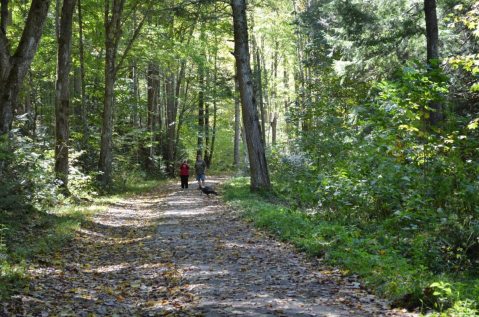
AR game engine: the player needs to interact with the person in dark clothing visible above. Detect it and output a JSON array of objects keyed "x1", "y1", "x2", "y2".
[
  {"x1": 195, "y1": 154, "x2": 207, "y2": 187},
  {"x1": 179, "y1": 160, "x2": 190, "y2": 189}
]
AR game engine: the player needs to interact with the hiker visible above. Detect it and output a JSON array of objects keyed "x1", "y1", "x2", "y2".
[
  {"x1": 195, "y1": 154, "x2": 207, "y2": 187},
  {"x1": 179, "y1": 160, "x2": 190, "y2": 189}
]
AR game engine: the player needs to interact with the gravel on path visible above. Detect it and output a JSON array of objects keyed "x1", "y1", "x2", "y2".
[{"x1": 1, "y1": 176, "x2": 417, "y2": 317}]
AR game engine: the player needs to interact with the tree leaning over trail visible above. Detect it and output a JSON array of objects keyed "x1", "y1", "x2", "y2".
[
  {"x1": 0, "y1": 0, "x2": 52, "y2": 181},
  {"x1": 55, "y1": 0, "x2": 77, "y2": 193},
  {"x1": 231, "y1": 0, "x2": 271, "y2": 192}
]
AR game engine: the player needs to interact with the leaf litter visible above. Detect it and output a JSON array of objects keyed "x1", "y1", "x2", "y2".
[{"x1": 2, "y1": 176, "x2": 417, "y2": 316}]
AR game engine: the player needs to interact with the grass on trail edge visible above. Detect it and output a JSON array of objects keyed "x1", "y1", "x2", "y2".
[
  {"x1": 221, "y1": 176, "x2": 479, "y2": 316},
  {"x1": 0, "y1": 179, "x2": 162, "y2": 299}
]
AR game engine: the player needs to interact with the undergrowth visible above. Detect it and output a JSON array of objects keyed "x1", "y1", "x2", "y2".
[{"x1": 222, "y1": 176, "x2": 479, "y2": 316}]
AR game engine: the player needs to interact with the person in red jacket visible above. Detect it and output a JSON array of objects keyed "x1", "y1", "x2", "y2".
[{"x1": 179, "y1": 160, "x2": 190, "y2": 189}]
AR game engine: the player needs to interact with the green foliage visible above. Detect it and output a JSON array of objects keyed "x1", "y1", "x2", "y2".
[
  {"x1": 0, "y1": 171, "x2": 160, "y2": 299},
  {"x1": 223, "y1": 176, "x2": 479, "y2": 313},
  {"x1": 258, "y1": 56, "x2": 479, "y2": 312},
  {"x1": 0, "y1": 204, "x2": 80, "y2": 299}
]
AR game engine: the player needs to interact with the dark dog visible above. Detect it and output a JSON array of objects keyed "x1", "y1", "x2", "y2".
[{"x1": 199, "y1": 185, "x2": 218, "y2": 196}]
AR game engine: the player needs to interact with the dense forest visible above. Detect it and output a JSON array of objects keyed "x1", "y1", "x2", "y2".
[{"x1": 1, "y1": 0, "x2": 479, "y2": 315}]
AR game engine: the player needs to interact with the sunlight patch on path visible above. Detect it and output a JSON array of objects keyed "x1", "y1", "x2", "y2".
[
  {"x1": 152, "y1": 177, "x2": 415, "y2": 317},
  {"x1": 1, "y1": 177, "x2": 415, "y2": 316}
]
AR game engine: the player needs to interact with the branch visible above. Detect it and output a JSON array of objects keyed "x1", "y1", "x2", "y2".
[{"x1": 115, "y1": 0, "x2": 153, "y2": 76}]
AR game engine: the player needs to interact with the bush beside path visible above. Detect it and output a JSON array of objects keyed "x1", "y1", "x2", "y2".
[{"x1": 2, "y1": 176, "x2": 415, "y2": 316}]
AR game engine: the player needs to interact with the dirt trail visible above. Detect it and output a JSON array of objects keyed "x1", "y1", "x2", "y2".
[{"x1": 2, "y1": 176, "x2": 415, "y2": 316}]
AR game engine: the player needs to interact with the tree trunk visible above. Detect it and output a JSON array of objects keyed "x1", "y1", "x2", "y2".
[
  {"x1": 98, "y1": 0, "x2": 122, "y2": 189},
  {"x1": 209, "y1": 98, "x2": 217, "y2": 168},
  {"x1": 158, "y1": 75, "x2": 164, "y2": 159},
  {"x1": 283, "y1": 66, "x2": 290, "y2": 144},
  {"x1": 132, "y1": 60, "x2": 139, "y2": 128},
  {"x1": 234, "y1": 71, "x2": 240, "y2": 168},
  {"x1": 424, "y1": 0, "x2": 443, "y2": 126},
  {"x1": 78, "y1": 0, "x2": 88, "y2": 149},
  {"x1": 147, "y1": 62, "x2": 159, "y2": 163},
  {"x1": 98, "y1": 48, "x2": 116, "y2": 188},
  {"x1": 206, "y1": 45, "x2": 219, "y2": 168},
  {"x1": 271, "y1": 113, "x2": 277, "y2": 144},
  {"x1": 175, "y1": 77, "x2": 190, "y2": 157},
  {"x1": 197, "y1": 64, "x2": 205, "y2": 157},
  {"x1": 232, "y1": 0, "x2": 271, "y2": 192},
  {"x1": 0, "y1": 0, "x2": 52, "y2": 181},
  {"x1": 173, "y1": 59, "x2": 187, "y2": 167},
  {"x1": 98, "y1": 0, "x2": 151, "y2": 188},
  {"x1": 54, "y1": 0, "x2": 76, "y2": 193},
  {"x1": 255, "y1": 49, "x2": 266, "y2": 144},
  {"x1": 165, "y1": 72, "x2": 176, "y2": 176},
  {"x1": 0, "y1": 0, "x2": 8, "y2": 36},
  {"x1": 204, "y1": 96, "x2": 210, "y2": 166},
  {"x1": 241, "y1": 122, "x2": 249, "y2": 166}
]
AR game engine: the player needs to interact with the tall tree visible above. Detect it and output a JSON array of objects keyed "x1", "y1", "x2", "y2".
[
  {"x1": 233, "y1": 71, "x2": 240, "y2": 168},
  {"x1": 0, "y1": 0, "x2": 52, "y2": 181},
  {"x1": 165, "y1": 69, "x2": 177, "y2": 176},
  {"x1": 54, "y1": 0, "x2": 76, "y2": 192},
  {"x1": 197, "y1": 60, "x2": 205, "y2": 157},
  {"x1": 77, "y1": 0, "x2": 88, "y2": 149},
  {"x1": 147, "y1": 62, "x2": 159, "y2": 166},
  {"x1": 231, "y1": 0, "x2": 271, "y2": 192},
  {"x1": 98, "y1": 0, "x2": 151, "y2": 189},
  {"x1": 424, "y1": 0, "x2": 443, "y2": 126}
]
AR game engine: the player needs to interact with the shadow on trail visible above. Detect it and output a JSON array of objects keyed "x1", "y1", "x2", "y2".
[{"x1": 2, "y1": 177, "x2": 412, "y2": 317}]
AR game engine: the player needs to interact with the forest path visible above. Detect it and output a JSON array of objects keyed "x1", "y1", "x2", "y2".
[{"x1": 2, "y1": 176, "x2": 414, "y2": 316}]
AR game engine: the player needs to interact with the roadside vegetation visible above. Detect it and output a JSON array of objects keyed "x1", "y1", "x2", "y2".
[
  {"x1": 223, "y1": 165, "x2": 479, "y2": 317},
  {"x1": 0, "y1": 161, "x2": 160, "y2": 299}
]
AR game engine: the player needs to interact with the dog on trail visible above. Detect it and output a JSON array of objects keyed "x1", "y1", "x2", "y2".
[{"x1": 198, "y1": 185, "x2": 218, "y2": 197}]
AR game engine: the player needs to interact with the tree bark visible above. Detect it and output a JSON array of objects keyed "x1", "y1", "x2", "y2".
[
  {"x1": 255, "y1": 49, "x2": 266, "y2": 144},
  {"x1": 1, "y1": 0, "x2": 8, "y2": 36},
  {"x1": 209, "y1": 98, "x2": 217, "y2": 168},
  {"x1": 147, "y1": 62, "x2": 159, "y2": 164},
  {"x1": 424, "y1": 0, "x2": 443, "y2": 126},
  {"x1": 54, "y1": 0, "x2": 76, "y2": 193},
  {"x1": 283, "y1": 66, "x2": 290, "y2": 143},
  {"x1": 175, "y1": 76, "x2": 190, "y2": 157},
  {"x1": 98, "y1": 0, "x2": 123, "y2": 189},
  {"x1": 172, "y1": 59, "x2": 187, "y2": 169},
  {"x1": 77, "y1": 0, "x2": 88, "y2": 149},
  {"x1": 197, "y1": 64, "x2": 205, "y2": 157},
  {"x1": 232, "y1": 0, "x2": 271, "y2": 192},
  {"x1": 206, "y1": 44, "x2": 219, "y2": 168},
  {"x1": 204, "y1": 94, "x2": 210, "y2": 166},
  {"x1": 165, "y1": 71, "x2": 176, "y2": 176},
  {"x1": 271, "y1": 113, "x2": 277, "y2": 144},
  {"x1": 234, "y1": 71, "x2": 240, "y2": 168},
  {"x1": 0, "y1": 0, "x2": 52, "y2": 181}
]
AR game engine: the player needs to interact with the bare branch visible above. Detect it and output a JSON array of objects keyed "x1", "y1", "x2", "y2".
[{"x1": 116, "y1": 0, "x2": 154, "y2": 76}]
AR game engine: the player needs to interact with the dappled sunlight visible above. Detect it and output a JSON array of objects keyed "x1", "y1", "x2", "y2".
[
  {"x1": 86, "y1": 262, "x2": 165, "y2": 274},
  {"x1": 75, "y1": 227, "x2": 152, "y2": 244},
  {"x1": 6, "y1": 178, "x2": 409, "y2": 316}
]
